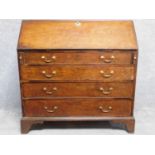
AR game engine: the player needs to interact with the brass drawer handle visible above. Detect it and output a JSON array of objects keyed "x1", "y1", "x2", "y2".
[
  {"x1": 43, "y1": 87, "x2": 57, "y2": 95},
  {"x1": 99, "y1": 87, "x2": 113, "y2": 95},
  {"x1": 98, "y1": 106, "x2": 112, "y2": 113},
  {"x1": 42, "y1": 70, "x2": 56, "y2": 78},
  {"x1": 41, "y1": 55, "x2": 56, "y2": 63},
  {"x1": 100, "y1": 55, "x2": 115, "y2": 63},
  {"x1": 44, "y1": 106, "x2": 58, "y2": 113},
  {"x1": 100, "y1": 70, "x2": 114, "y2": 78}
]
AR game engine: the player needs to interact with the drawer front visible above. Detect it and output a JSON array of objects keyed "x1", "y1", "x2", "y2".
[
  {"x1": 21, "y1": 51, "x2": 133, "y2": 65},
  {"x1": 23, "y1": 99, "x2": 132, "y2": 117},
  {"x1": 20, "y1": 65, "x2": 135, "y2": 81},
  {"x1": 22, "y1": 82, "x2": 133, "y2": 98}
]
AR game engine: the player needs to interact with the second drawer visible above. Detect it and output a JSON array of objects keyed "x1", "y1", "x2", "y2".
[
  {"x1": 22, "y1": 82, "x2": 134, "y2": 98},
  {"x1": 21, "y1": 65, "x2": 135, "y2": 81}
]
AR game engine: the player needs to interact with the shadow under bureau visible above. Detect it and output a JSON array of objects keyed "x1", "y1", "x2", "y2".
[{"x1": 17, "y1": 20, "x2": 138, "y2": 133}]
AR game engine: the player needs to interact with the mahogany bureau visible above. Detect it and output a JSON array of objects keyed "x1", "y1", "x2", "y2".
[{"x1": 17, "y1": 20, "x2": 138, "y2": 133}]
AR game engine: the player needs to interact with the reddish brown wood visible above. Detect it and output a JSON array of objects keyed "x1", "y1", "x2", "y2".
[
  {"x1": 20, "y1": 51, "x2": 133, "y2": 65},
  {"x1": 23, "y1": 99, "x2": 132, "y2": 117},
  {"x1": 111, "y1": 117, "x2": 135, "y2": 133},
  {"x1": 21, "y1": 117, "x2": 135, "y2": 133},
  {"x1": 17, "y1": 20, "x2": 138, "y2": 133},
  {"x1": 21, "y1": 119, "x2": 43, "y2": 134},
  {"x1": 20, "y1": 65, "x2": 135, "y2": 82},
  {"x1": 18, "y1": 20, "x2": 138, "y2": 50},
  {"x1": 22, "y1": 82, "x2": 134, "y2": 98}
]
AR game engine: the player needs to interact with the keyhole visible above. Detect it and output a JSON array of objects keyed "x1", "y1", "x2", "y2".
[{"x1": 75, "y1": 21, "x2": 81, "y2": 27}]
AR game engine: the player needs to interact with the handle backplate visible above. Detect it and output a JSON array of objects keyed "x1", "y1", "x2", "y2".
[
  {"x1": 44, "y1": 106, "x2": 58, "y2": 113},
  {"x1": 100, "y1": 55, "x2": 115, "y2": 63},
  {"x1": 43, "y1": 87, "x2": 57, "y2": 95},
  {"x1": 42, "y1": 70, "x2": 56, "y2": 78},
  {"x1": 98, "y1": 106, "x2": 112, "y2": 113},
  {"x1": 100, "y1": 70, "x2": 114, "y2": 78},
  {"x1": 41, "y1": 55, "x2": 56, "y2": 63},
  {"x1": 99, "y1": 87, "x2": 113, "y2": 95}
]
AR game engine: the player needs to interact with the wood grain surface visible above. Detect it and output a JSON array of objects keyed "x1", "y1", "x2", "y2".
[
  {"x1": 18, "y1": 20, "x2": 138, "y2": 133},
  {"x1": 18, "y1": 20, "x2": 138, "y2": 50},
  {"x1": 20, "y1": 50, "x2": 133, "y2": 65},
  {"x1": 23, "y1": 98, "x2": 132, "y2": 117},
  {"x1": 20, "y1": 65, "x2": 135, "y2": 81},
  {"x1": 22, "y1": 82, "x2": 133, "y2": 98}
]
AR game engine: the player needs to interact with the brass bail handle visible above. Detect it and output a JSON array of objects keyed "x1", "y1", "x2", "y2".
[
  {"x1": 44, "y1": 106, "x2": 58, "y2": 113},
  {"x1": 42, "y1": 70, "x2": 56, "y2": 78},
  {"x1": 99, "y1": 87, "x2": 113, "y2": 95},
  {"x1": 41, "y1": 55, "x2": 56, "y2": 63},
  {"x1": 100, "y1": 55, "x2": 115, "y2": 63},
  {"x1": 98, "y1": 106, "x2": 112, "y2": 113},
  {"x1": 100, "y1": 70, "x2": 114, "y2": 78},
  {"x1": 43, "y1": 87, "x2": 57, "y2": 95}
]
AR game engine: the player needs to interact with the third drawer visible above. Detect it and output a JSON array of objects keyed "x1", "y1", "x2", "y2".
[{"x1": 22, "y1": 82, "x2": 134, "y2": 98}]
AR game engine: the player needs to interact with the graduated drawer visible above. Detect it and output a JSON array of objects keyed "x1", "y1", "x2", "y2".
[
  {"x1": 20, "y1": 51, "x2": 133, "y2": 65},
  {"x1": 23, "y1": 98, "x2": 132, "y2": 117},
  {"x1": 20, "y1": 65, "x2": 135, "y2": 82},
  {"x1": 22, "y1": 82, "x2": 134, "y2": 98}
]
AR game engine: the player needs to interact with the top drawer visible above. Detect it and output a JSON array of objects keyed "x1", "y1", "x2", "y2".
[{"x1": 19, "y1": 50, "x2": 133, "y2": 65}]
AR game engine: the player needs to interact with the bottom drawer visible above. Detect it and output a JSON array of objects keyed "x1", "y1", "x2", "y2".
[{"x1": 23, "y1": 99, "x2": 132, "y2": 117}]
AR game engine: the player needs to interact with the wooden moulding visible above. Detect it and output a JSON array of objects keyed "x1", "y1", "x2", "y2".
[{"x1": 21, "y1": 117, "x2": 135, "y2": 134}]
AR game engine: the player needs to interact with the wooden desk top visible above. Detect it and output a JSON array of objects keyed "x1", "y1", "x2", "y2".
[{"x1": 18, "y1": 20, "x2": 138, "y2": 50}]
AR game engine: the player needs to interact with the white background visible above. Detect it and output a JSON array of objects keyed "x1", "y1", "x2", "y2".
[
  {"x1": 0, "y1": 0, "x2": 155, "y2": 155},
  {"x1": 0, "y1": 0, "x2": 154, "y2": 19}
]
